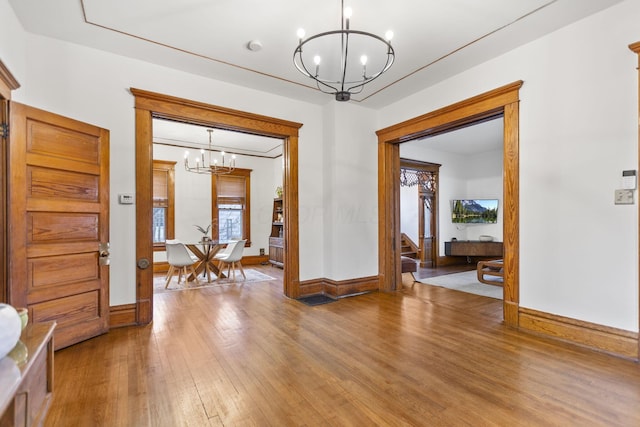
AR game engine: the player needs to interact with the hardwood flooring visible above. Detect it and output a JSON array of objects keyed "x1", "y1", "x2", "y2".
[{"x1": 45, "y1": 265, "x2": 640, "y2": 426}]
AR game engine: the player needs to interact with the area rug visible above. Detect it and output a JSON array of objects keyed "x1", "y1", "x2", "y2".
[
  {"x1": 156, "y1": 268, "x2": 276, "y2": 293},
  {"x1": 418, "y1": 270, "x2": 503, "y2": 300}
]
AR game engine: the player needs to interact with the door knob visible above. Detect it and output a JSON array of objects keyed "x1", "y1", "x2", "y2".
[
  {"x1": 99, "y1": 242, "x2": 110, "y2": 266},
  {"x1": 137, "y1": 258, "x2": 150, "y2": 269}
]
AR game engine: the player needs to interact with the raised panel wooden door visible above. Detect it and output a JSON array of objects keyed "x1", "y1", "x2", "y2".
[{"x1": 8, "y1": 102, "x2": 110, "y2": 350}]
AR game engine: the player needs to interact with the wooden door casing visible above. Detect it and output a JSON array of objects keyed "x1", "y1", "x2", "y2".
[{"x1": 8, "y1": 102, "x2": 110, "y2": 349}]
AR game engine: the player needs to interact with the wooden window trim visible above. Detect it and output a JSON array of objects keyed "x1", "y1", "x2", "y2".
[
  {"x1": 212, "y1": 168, "x2": 252, "y2": 246},
  {"x1": 152, "y1": 159, "x2": 176, "y2": 251}
]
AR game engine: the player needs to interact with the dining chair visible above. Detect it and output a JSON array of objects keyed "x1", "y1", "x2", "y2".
[
  {"x1": 216, "y1": 239, "x2": 247, "y2": 281},
  {"x1": 213, "y1": 240, "x2": 238, "y2": 262},
  {"x1": 165, "y1": 242, "x2": 200, "y2": 288}
]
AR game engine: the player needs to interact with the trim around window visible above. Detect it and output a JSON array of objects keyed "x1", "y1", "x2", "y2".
[
  {"x1": 211, "y1": 168, "x2": 252, "y2": 246},
  {"x1": 152, "y1": 160, "x2": 176, "y2": 250}
]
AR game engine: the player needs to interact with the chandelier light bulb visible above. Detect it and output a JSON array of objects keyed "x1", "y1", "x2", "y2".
[
  {"x1": 184, "y1": 151, "x2": 189, "y2": 159},
  {"x1": 314, "y1": 55, "x2": 321, "y2": 65},
  {"x1": 297, "y1": 28, "x2": 305, "y2": 40},
  {"x1": 360, "y1": 55, "x2": 368, "y2": 66},
  {"x1": 385, "y1": 30, "x2": 394, "y2": 41},
  {"x1": 344, "y1": 7, "x2": 352, "y2": 19}
]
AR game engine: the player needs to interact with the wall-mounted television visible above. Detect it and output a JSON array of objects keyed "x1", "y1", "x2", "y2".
[{"x1": 451, "y1": 199, "x2": 499, "y2": 224}]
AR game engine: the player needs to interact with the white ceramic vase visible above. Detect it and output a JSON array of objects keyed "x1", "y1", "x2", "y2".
[{"x1": 0, "y1": 304, "x2": 22, "y2": 359}]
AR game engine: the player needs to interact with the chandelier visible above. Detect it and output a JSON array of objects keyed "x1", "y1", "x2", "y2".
[
  {"x1": 293, "y1": 0, "x2": 395, "y2": 102},
  {"x1": 184, "y1": 129, "x2": 236, "y2": 175}
]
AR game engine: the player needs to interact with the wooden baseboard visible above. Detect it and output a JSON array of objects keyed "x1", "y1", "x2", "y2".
[
  {"x1": 109, "y1": 304, "x2": 137, "y2": 328},
  {"x1": 299, "y1": 276, "x2": 379, "y2": 298},
  {"x1": 153, "y1": 262, "x2": 169, "y2": 274},
  {"x1": 299, "y1": 278, "x2": 325, "y2": 296},
  {"x1": 519, "y1": 307, "x2": 639, "y2": 360},
  {"x1": 242, "y1": 255, "x2": 269, "y2": 265}
]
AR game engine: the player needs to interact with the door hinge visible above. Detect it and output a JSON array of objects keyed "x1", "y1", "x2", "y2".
[{"x1": 0, "y1": 123, "x2": 7, "y2": 138}]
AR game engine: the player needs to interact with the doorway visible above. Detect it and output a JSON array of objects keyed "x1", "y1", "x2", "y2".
[
  {"x1": 377, "y1": 81, "x2": 522, "y2": 326},
  {"x1": 399, "y1": 159, "x2": 440, "y2": 268},
  {"x1": 132, "y1": 89, "x2": 303, "y2": 324}
]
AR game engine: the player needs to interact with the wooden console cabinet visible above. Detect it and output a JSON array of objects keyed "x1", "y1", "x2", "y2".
[
  {"x1": 0, "y1": 322, "x2": 55, "y2": 427},
  {"x1": 444, "y1": 240, "x2": 503, "y2": 257}
]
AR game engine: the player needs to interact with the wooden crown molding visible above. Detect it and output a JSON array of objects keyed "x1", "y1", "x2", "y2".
[{"x1": 0, "y1": 59, "x2": 20, "y2": 100}]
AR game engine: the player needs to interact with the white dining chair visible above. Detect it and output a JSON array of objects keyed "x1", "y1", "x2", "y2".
[
  {"x1": 216, "y1": 239, "x2": 247, "y2": 281},
  {"x1": 165, "y1": 242, "x2": 200, "y2": 288},
  {"x1": 213, "y1": 240, "x2": 238, "y2": 262}
]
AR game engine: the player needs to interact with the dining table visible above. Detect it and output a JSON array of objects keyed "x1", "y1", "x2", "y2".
[{"x1": 185, "y1": 240, "x2": 226, "y2": 282}]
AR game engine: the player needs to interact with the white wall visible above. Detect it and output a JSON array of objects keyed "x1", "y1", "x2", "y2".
[
  {"x1": 323, "y1": 102, "x2": 379, "y2": 280},
  {"x1": 1, "y1": 0, "x2": 325, "y2": 305},
  {"x1": 400, "y1": 185, "x2": 419, "y2": 244},
  {"x1": 382, "y1": 0, "x2": 640, "y2": 331}
]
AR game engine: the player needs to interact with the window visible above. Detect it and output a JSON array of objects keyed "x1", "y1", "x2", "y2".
[
  {"x1": 152, "y1": 160, "x2": 176, "y2": 248},
  {"x1": 212, "y1": 168, "x2": 251, "y2": 245}
]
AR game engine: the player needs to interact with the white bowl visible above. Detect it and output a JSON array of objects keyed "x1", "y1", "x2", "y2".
[{"x1": 479, "y1": 235, "x2": 493, "y2": 242}]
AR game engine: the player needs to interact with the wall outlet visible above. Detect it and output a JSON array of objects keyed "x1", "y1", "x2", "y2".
[{"x1": 614, "y1": 189, "x2": 634, "y2": 205}]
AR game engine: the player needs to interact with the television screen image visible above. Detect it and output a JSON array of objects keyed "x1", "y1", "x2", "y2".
[{"x1": 451, "y1": 199, "x2": 499, "y2": 224}]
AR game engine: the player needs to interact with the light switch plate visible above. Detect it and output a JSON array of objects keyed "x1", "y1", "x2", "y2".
[{"x1": 614, "y1": 189, "x2": 634, "y2": 205}]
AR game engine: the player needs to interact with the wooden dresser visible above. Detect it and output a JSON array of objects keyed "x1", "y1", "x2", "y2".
[
  {"x1": 444, "y1": 240, "x2": 503, "y2": 257},
  {"x1": 0, "y1": 322, "x2": 55, "y2": 427}
]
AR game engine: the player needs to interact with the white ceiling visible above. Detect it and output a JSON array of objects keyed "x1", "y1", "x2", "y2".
[
  {"x1": 403, "y1": 116, "x2": 504, "y2": 156},
  {"x1": 153, "y1": 118, "x2": 283, "y2": 159},
  {"x1": 8, "y1": 0, "x2": 622, "y2": 108}
]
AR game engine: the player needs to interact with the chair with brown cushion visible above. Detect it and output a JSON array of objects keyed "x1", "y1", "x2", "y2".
[{"x1": 401, "y1": 256, "x2": 418, "y2": 283}]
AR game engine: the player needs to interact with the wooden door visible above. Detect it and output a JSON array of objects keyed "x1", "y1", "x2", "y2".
[{"x1": 8, "y1": 102, "x2": 110, "y2": 350}]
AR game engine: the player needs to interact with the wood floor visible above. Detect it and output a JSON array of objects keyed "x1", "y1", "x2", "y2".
[{"x1": 45, "y1": 265, "x2": 640, "y2": 426}]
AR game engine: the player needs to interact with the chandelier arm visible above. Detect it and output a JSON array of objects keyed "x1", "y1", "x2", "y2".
[
  {"x1": 293, "y1": 46, "x2": 341, "y2": 94},
  {"x1": 346, "y1": 50, "x2": 394, "y2": 93},
  {"x1": 294, "y1": 30, "x2": 394, "y2": 85}
]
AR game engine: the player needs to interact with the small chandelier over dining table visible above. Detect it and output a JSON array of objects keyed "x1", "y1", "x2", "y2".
[
  {"x1": 293, "y1": 0, "x2": 395, "y2": 102},
  {"x1": 184, "y1": 129, "x2": 236, "y2": 175}
]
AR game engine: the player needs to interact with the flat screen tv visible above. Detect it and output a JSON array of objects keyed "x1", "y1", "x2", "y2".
[{"x1": 451, "y1": 199, "x2": 499, "y2": 224}]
